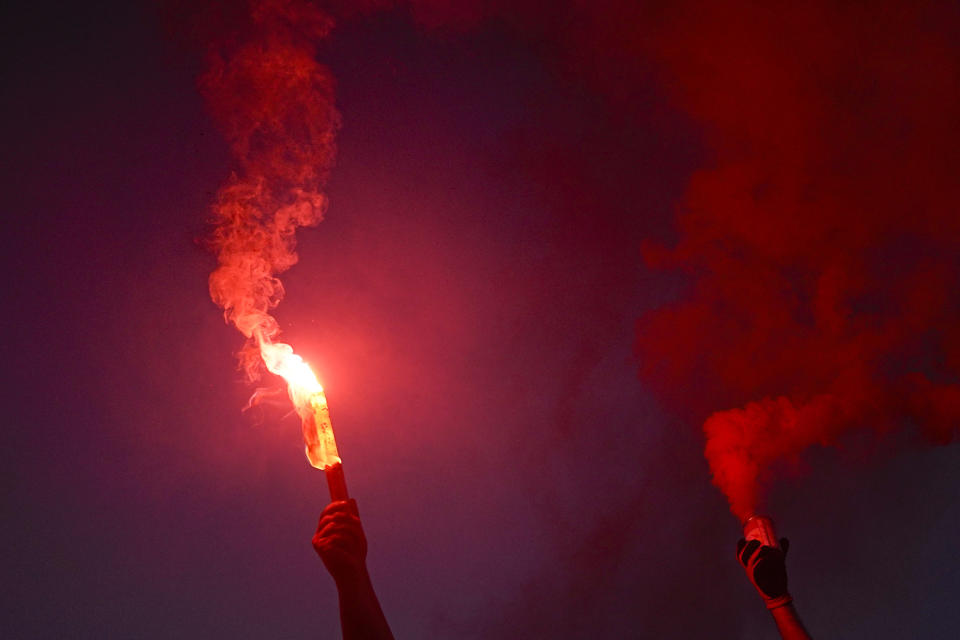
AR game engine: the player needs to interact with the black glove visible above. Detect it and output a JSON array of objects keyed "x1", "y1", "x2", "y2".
[{"x1": 737, "y1": 537, "x2": 792, "y2": 609}]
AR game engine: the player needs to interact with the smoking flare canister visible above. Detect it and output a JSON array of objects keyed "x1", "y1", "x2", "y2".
[{"x1": 742, "y1": 515, "x2": 780, "y2": 549}]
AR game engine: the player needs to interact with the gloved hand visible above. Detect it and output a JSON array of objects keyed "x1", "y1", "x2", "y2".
[
  {"x1": 313, "y1": 499, "x2": 367, "y2": 585},
  {"x1": 737, "y1": 537, "x2": 792, "y2": 609}
]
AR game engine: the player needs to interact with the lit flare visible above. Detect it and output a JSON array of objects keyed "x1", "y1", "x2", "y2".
[{"x1": 259, "y1": 340, "x2": 340, "y2": 469}]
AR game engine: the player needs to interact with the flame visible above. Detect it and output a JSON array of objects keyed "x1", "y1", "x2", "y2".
[
  {"x1": 259, "y1": 338, "x2": 340, "y2": 469},
  {"x1": 259, "y1": 339, "x2": 322, "y2": 401}
]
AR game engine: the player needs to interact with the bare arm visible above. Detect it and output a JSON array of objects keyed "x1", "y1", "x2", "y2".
[
  {"x1": 313, "y1": 500, "x2": 395, "y2": 640},
  {"x1": 770, "y1": 602, "x2": 813, "y2": 640}
]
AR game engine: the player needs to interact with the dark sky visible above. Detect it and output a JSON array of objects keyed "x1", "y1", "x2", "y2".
[{"x1": 3, "y1": 2, "x2": 959, "y2": 639}]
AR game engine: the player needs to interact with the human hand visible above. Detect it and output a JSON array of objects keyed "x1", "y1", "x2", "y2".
[
  {"x1": 737, "y1": 537, "x2": 792, "y2": 609},
  {"x1": 313, "y1": 499, "x2": 368, "y2": 584}
]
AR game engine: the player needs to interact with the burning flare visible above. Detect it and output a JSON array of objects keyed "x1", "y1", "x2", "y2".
[{"x1": 259, "y1": 337, "x2": 340, "y2": 469}]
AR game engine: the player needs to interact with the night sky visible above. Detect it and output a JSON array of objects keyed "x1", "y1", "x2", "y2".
[{"x1": 4, "y1": 2, "x2": 960, "y2": 638}]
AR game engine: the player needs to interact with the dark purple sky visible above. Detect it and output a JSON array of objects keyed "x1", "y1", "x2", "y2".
[{"x1": 3, "y1": 2, "x2": 959, "y2": 638}]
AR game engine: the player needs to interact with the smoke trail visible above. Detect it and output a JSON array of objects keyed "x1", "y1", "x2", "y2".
[
  {"x1": 201, "y1": 0, "x2": 339, "y2": 378},
  {"x1": 634, "y1": 0, "x2": 960, "y2": 519}
]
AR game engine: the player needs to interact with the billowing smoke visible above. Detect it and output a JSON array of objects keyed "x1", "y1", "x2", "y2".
[
  {"x1": 201, "y1": 0, "x2": 339, "y2": 378},
  {"x1": 196, "y1": 0, "x2": 960, "y2": 518},
  {"x1": 635, "y1": 1, "x2": 960, "y2": 519}
]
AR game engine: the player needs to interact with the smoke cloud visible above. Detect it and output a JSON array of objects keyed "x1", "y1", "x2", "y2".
[
  {"x1": 198, "y1": 0, "x2": 960, "y2": 521},
  {"x1": 201, "y1": 0, "x2": 339, "y2": 378},
  {"x1": 634, "y1": 0, "x2": 960, "y2": 519}
]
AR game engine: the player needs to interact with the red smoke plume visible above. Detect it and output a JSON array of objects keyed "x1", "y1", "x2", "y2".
[
  {"x1": 201, "y1": 0, "x2": 339, "y2": 378},
  {"x1": 635, "y1": 1, "x2": 960, "y2": 519}
]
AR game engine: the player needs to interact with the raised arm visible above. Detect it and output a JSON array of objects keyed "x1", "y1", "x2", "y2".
[{"x1": 313, "y1": 500, "x2": 395, "y2": 640}]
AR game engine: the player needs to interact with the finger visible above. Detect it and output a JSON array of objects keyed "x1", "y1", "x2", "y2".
[
  {"x1": 736, "y1": 538, "x2": 747, "y2": 559},
  {"x1": 315, "y1": 521, "x2": 358, "y2": 539},
  {"x1": 317, "y1": 511, "x2": 360, "y2": 530},
  {"x1": 780, "y1": 537, "x2": 789, "y2": 556},
  {"x1": 745, "y1": 540, "x2": 765, "y2": 566},
  {"x1": 313, "y1": 536, "x2": 353, "y2": 556},
  {"x1": 312, "y1": 533, "x2": 330, "y2": 553},
  {"x1": 318, "y1": 511, "x2": 360, "y2": 529},
  {"x1": 320, "y1": 500, "x2": 355, "y2": 518},
  {"x1": 316, "y1": 539, "x2": 354, "y2": 555},
  {"x1": 739, "y1": 539, "x2": 761, "y2": 566},
  {"x1": 317, "y1": 520, "x2": 362, "y2": 541},
  {"x1": 315, "y1": 540, "x2": 362, "y2": 562},
  {"x1": 348, "y1": 498, "x2": 359, "y2": 517},
  {"x1": 753, "y1": 545, "x2": 775, "y2": 562}
]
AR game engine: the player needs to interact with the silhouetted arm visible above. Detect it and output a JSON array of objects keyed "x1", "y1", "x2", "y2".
[{"x1": 313, "y1": 500, "x2": 394, "y2": 640}]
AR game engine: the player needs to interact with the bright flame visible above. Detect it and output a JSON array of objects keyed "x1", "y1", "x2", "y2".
[
  {"x1": 260, "y1": 340, "x2": 322, "y2": 400},
  {"x1": 259, "y1": 339, "x2": 340, "y2": 469}
]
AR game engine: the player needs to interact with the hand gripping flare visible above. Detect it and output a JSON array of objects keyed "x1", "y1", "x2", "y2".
[{"x1": 738, "y1": 515, "x2": 792, "y2": 609}]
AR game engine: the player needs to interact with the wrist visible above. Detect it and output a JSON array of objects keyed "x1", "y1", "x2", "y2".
[
  {"x1": 764, "y1": 593, "x2": 793, "y2": 610},
  {"x1": 334, "y1": 564, "x2": 372, "y2": 592}
]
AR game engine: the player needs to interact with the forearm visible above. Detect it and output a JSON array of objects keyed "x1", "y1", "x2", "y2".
[
  {"x1": 770, "y1": 602, "x2": 812, "y2": 640},
  {"x1": 335, "y1": 568, "x2": 395, "y2": 640}
]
